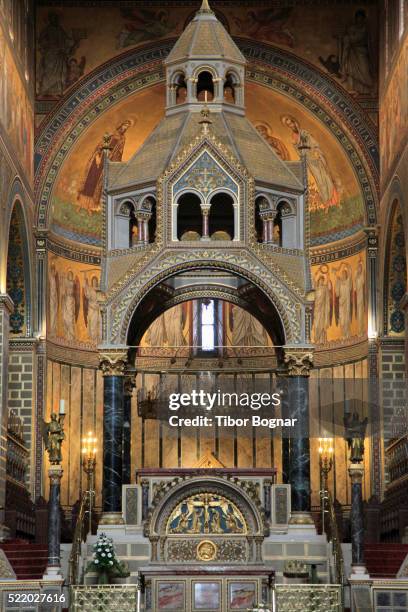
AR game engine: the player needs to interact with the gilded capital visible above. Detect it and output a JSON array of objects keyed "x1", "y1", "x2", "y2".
[
  {"x1": 283, "y1": 347, "x2": 314, "y2": 376},
  {"x1": 99, "y1": 348, "x2": 128, "y2": 376}
]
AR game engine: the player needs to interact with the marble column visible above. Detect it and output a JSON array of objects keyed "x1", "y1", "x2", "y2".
[
  {"x1": 43, "y1": 465, "x2": 63, "y2": 579},
  {"x1": 201, "y1": 209, "x2": 210, "y2": 240},
  {"x1": 282, "y1": 348, "x2": 314, "y2": 521},
  {"x1": 99, "y1": 349, "x2": 127, "y2": 523},
  {"x1": 122, "y1": 377, "x2": 134, "y2": 485},
  {"x1": 349, "y1": 463, "x2": 369, "y2": 577}
]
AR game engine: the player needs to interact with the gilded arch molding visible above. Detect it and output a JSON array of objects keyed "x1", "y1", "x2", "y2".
[
  {"x1": 35, "y1": 40, "x2": 378, "y2": 235},
  {"x1": 107, "y1": 251, "x2": 303, "y2": 345}
]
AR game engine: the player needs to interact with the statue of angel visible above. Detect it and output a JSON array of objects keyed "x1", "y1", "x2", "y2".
[
  {"x1": 42, "y1": 412, "x2": 65, "y2": 464},
  {"x1": 344, "y1": 411, "x2": 367, "y2": 463}
]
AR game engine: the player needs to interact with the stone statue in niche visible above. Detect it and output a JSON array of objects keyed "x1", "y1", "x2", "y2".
[
  {"x1": 344, "y1": 411, "x2": 368, "y2": 463},
  {"x1": 42, "y1": 413, "x2": 65, "y2": 464},
  {"x1": 77, "y1": 120, "x2": 133, "y2": 213}
]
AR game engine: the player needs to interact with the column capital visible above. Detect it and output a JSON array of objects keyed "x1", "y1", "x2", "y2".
[
  {"x1": 0, "y1": 294, "x2": 14, "y2": 314},
  {"x1": 99, "y1": 347, "x2": 128, "y2": 376},
  {"x1": 48, "y1": 465, "x2": 63, "y2": 485},
  {"x1": 348, "y1": 463, "x2": 364, "y2": 484},
  {"x1": 282, "y1": 346, "x2": 314, "y2": 376}
]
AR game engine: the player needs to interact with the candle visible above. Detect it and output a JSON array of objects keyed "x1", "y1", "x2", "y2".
[
  {"x1": 59, "y1": 399, "x2": 65, "y2": 415},
  {"x1": 204, "y1": 90, "x2": 208, "y2": 103}
]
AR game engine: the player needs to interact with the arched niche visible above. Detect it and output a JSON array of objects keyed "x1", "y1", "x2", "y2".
[
  {"x1": 176, "y1": 192, "x2": 202, "y2": 240},
  {"x1": 384, "y1": 200, "x2": 406, "y2": 336},
  {"x1": 224, "y1": 71, "x2": 240, "y2": 105},
  {"x1": 209, "y1": 192, "x2": 235, "y2": 240},
  {"x1": 196, "y1": 70, "x2": 214, "y2": 101},
  {"x1": 6, "y1": 201, "x2": 31, "y2": 336}
]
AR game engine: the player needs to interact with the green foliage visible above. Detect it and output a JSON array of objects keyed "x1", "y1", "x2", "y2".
[
  {"x1": 310, "y1": 194, "x2": 364, "y2": 237},
  {"x1": 52, "y1": 196, "x2": 102, "y2": 237},
  {"x1": 86, "y1": 533, "x2": 130, "y2": 583}
]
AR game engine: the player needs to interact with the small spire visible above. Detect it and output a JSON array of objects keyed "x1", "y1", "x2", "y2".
[{"x1": 199, "y1": 0, "x2": 213, "y2": 13}]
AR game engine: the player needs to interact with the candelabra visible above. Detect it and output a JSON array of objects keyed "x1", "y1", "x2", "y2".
[
  {"x1": 318, "y1": 437, "x2": 334, "y2": 533},
  {"x1": 82, "y1": 431, "x2": 97, "y2": 535}
]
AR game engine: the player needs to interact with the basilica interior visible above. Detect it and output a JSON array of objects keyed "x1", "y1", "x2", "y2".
[{"x1": 0, "y1": 0, "x2": 407, "y2": 611}]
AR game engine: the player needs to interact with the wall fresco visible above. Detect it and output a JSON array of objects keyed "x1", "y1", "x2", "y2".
[
  {"x1": 50, "y1": 82, "x2": 364, "y2": 246},
  {"x1": 36, "y1": 3, "x2": 377, "y2": 100},
  {"x1": 380, "y1": 38, "x2": 408, "y2": 183},
  {"x1": 48, "y1": 255, "x2": 101, "y2": 349},
  {"x1": 311, "y1": 250, "x2": 367, "y2": 345},
  {"x1": 0, "y1": 24, "x2": 33, "y2": 182}
]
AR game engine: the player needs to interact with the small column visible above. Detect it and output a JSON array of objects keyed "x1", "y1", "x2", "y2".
[
  {"x1": 282, "y1": 347, "x2": 314, "y2": 523},
  {"x1": 345, "y1": 411, "x2": 369, "y2": 579},
  {"x1": 42, "y1": 402, "x2": 66, "y2": 580},
  {"x1": 348, "y1": 464, "x2": 368, "y2": 578},
  {"x1": 123, "y1": 377, "x2": 134, "y2": 485},
  {"x1": 143, "y1": 218, "x2": 149, "y2": 244},
  {"x1": 137, "y1": 217, "x2": 143, "y2": 243},
  {"x1": 267, "y1": 217, "x2": 274, "y2": 244},
  {"x1": 201, "y1": 208, "x2": 210, "y2": 241},
  {"x1": 99, "y1": 349, "x2": 128, "y2": 524},
  {"x1": 43, "y1": 465, "x2": 63, "y2": 578}
]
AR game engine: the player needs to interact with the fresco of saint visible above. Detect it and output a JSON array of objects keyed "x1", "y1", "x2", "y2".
[
  {"x1": 255, "y1": 122, "x2": 291, "y2": 161},
  {"x1": 77, "y1": 120, "x2": 133, "y2": 213},
  {"x1": 313, "y1": 270, "x2": 333, "y2": 345},
  {"x1": 334, "y1": 263, "x2": 353, "y2": 338},
  {"x1": 281, "y1": 115, "x2": 340, "y2": 211},
  {"x1": 338, "y1": 10, "x2": 374, "y2": 95}
]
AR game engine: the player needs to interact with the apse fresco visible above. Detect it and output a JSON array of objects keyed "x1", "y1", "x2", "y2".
[
  {"x1": 139, "y1": 301, "x2": 273, "y2": 355},
  {"x1": 380, "y1": 38, "x2": 408, "y2": 182},
  {"x1": 48, "y1": 255, "x2": 101, "y2": 349},
  {"x1": 311, "y1": 251, "x2": 367, "y2": 345},
  {"x1": 0, "y1": 25, "x2": 33, "y2": 181},
  {"x1": 36, "y1": 3, "x2": 377, "y2": 99},
  {"x1": 50, "y1": 83, "x2": 364, "y2": 246},
  {"x1": 51, "y1": 84, "x2": 165, "y2": 245},
  {"x1": 246, "y1": 83, "x2": 365, "y2": 245}
]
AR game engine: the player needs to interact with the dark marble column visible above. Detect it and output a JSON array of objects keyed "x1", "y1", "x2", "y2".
[
  {"x1": 43, "y1": 465, "x2": 63, "y2": 577},
  {"x1": 349, "y1": 464, "x2": 365, "y2": 567},
  {"x1": 282, "y1": 349, "x2": 313, "y2": 516},
  {"x1": 122, "y1": 378, "x2": 134, "y2": 485},
  {"x1": 103, "y1": 375, "x2": 124, "y2": 514}
]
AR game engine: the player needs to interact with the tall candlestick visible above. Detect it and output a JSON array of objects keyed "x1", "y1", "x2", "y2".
[{"x1": 59, "y1": 399, "x2": 65, "y2": 415}]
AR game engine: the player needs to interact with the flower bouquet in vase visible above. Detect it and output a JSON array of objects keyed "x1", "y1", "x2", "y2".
[{"x1": 86, "y1": 533, "x2": 130, "y2": 584}]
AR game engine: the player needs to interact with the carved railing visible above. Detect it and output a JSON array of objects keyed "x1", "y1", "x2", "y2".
[
  {"x1": 68, "y1": 492, "x2": 90, "y2": 585},
  {"x1": 275, "y1": 584, "x2": 342, "y2": 611},
  {"x1": 324, "y1": 491, "x2": 345, "y2": 595},
  {"x1": 70, "y1": 585, "x2": 139, "y2": 611}
]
